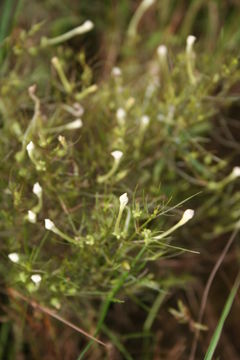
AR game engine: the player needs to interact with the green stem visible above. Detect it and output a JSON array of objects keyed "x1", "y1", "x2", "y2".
[
  {"x1": 77, "y1": 246, "x2": 147, "y2": 359},
  {"x1": 97, "y1": 160, "x2": 120, "y2": 183},
  {"x1": 114, "y1": 207, "x2": 124, "y2": 237}
]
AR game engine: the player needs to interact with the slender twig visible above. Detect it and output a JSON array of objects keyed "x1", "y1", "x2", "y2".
[{"x1": 7, "y1": 288, "x2": 107, "y2": 347}]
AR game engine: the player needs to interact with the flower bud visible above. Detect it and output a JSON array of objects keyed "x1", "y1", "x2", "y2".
[
  {"x1": 28, "y1": 210, "x2": 37, "y2": 223},
  {"x1": 181, "y1": 209, "x2": 195, "y2": 224},
  {"x1": 33, "y1": 182, "x2": 42, "y2": 198},
  {"x1": 119, "y1": 193, "x2": 129, "y2": 207},
  {"x1": 111, "y1": 150, "x2": 123, "y2": 161},
  {"x1": 8, "y1": 253, "x2": 19, "y2": 263},
  {"x1": 44, "y1": 219, "x2": 56, "y2": 231},
  {"x1": 31, "y1": 274, "x2": 42, "y2": 284},
  {"x1": 186, "y1": 35, "x2": 196, "y2": 53}
]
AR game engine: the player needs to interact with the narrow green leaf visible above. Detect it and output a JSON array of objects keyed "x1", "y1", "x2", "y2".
[{"x1": 204, "y1": 273, "x2": 240, "y2": 360}]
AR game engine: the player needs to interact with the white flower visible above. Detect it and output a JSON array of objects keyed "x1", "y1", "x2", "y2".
[
  {"x1": 8, "y1": 252, "x2": 19, "y2": 263},
  {"x1": 72, "y1": 102, "x2": 84, "y2": 116},
  {"x1": 116, "y1": 108, "x2": 126, "y2": 122},
  {"x1": 26, "y1": 141, "x2": 35, "y2": 154},
  {"x1": 181, "y1": 209, "x2": 195, "y2": 224},
  {"x1": 33, "y1": 182, "x2": 42, "y2": 198},
  {"x1": 31, "y1": 274, "x2": 42, "y2": 285},
  {"x1": 65, "y1": 119, "x2": 83, "y2": 130},
  {"x1": 231, "y1": 167, "x2": 240, "y2": 178},
  {"x1": 114, "y1": 193, "x2": 129, "y2": 236},
  {"x1": 78, "y1": 20, "x2": 94, "y2": 33},
  {"x1": 186, "y1": 35, "x2": 196, "y2": 53},
  {"x1": 44, "y1": 219, "x2": 56, "y2": 231},
  {"x1": 111, "y1": 67, "x2": 122, "y2": 77},
  {"x1": 140, "y1": 115, "x2": 150, "y2": 127},
  {"x1": 51, "y1": 56, "x2": 59, "y2": 66},
  {"x1": 119, "y1": 193, "x2": 129, "y2": 207},
  {"x1": 143, "y1": 0, "x2": 155, "y2": 6},
  {"x1": 28, "y1": 210, "x2": 37, "y2": 223},
  {"x1": 111, "y1": 150, "x2": 123, "y2": 161},
  {"x1": 157, "y1": 45, "x2": 167, "y2": 58}
]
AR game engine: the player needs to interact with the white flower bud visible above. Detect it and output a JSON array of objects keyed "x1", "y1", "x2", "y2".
[
  {"x1": 140, "y1": 115, "x2": 150, "y2": 127},
  {"x1": 157, "y1": 45, "x2": 167, "y2": 58},
  {"x1": 33, "y1": 182, "x2": 42, "y2": 198},
  {"x1": 73, "y1": 103, "x2": 84, "y2": 116},
  {"x1": 79, "y1": 20, "x2": 94, "y2": 33},
  {"x1": 119, "y1": 193, "x2": 129, "y2": 207},
  {"x1": 8, "y1": 252, "x2": 19, "y2": 263},
  {"x1": 28, "y1": 210, "x2": 37, "y2": 223},
  {"x1": 111, "y1": 150, "x2": 123, "y2": 161},
  {"x1": 116, "y1": 108, "x2": 126, "y2": 122},
  {"x1": 51, "y1": 56, "x2": 59, "y2": 66},
  {"x1": 231, "y1": 167, "x2": 240, "y2": 178},
  {"x1": 31, "y1": 274, "x2": 42, "y2": 284},
  {"x1": 65, "y1": 119, "x2": 83, "y2": 130},
  {"x1": 186, "y1": 35, "x2": 196, "y2": 53},
  {"x1": 44, "y1": 219, "x2": 56, "y2": 231},
  {"x1": 111, "y1": 67, "x2": 122, "y2": 77},
  {"x1": 26, "y1": 141, "x2": 35, "y2": 154},
  {"x1": 142, "y1": 0, "x2": 155, "y2": 6},
  {"x1": 181, "y1": 209, "x2": 195, "y2": 224}
]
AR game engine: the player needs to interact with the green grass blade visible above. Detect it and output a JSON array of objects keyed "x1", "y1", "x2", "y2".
[
  {"x1": 204, "y1": 273, "x2": 240, "y2": 360},
  {"x1": 0, "y1": 322, "x2": 10, "y2": 360},
  {"x1": 0, "y1": 0, "x2": 16, "y2": 42},
  {"x1": 0, "y1": 0, "x2": 18, "y2": 63},
  {"x1": 102, "y1": 324, "x2": 133, "y2": 360}
]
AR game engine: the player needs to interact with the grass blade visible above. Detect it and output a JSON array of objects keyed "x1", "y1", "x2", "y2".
[
  {"x1": 0, "y1": 0, "x2": 18, "y2": 63},
  {"x1": 204, "y1": 273, "x2": 240, "y2": 360}
]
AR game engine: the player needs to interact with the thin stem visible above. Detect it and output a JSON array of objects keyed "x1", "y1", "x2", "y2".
[{"x1": 97, "y1": 160, "x2": 120, "y2": 183}]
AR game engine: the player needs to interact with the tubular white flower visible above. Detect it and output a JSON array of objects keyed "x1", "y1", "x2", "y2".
[
  {"x1": 111, "y1": 150, "x2": 123, "y2": 161},
  {"x1": 73, "y1": 103, "x2": 84, "y2": 116},
  {"x1": 44, "y1": 219, "x2": 76, "y2": 244},
  {"x1": 186, "y1": 35, "x2": 197, "y2": 85},
  {"x1": 186, "y1": 35, "x2": 196, "y2": 53},
  {"x1": 140, "y1": 115, "x2": 150, "y2": 127},
  {"x1": 8, "y1": 252, "x2": 19, "y2": 263},
  {"x1": 41, "y1": 21, "x2": 94, "y2": 48},
  {"x1": 31, "y1": 274, "x2": 42, "y2": 285},
  {"x1": 33, "y1": 182, "x2": 42, "y2": 198},
  {"x1": 79, "y1": 20, "x2": 94, "y2": 33},
  {"x1": 116, "y1": 108, "x2": 126, "y2": 122},
  {"x1": 28, "y1": 210, "x2": 37, "y2": 223},
  {"x1": 114, "y1": 193, "x2": 129, "y2": 237},
  {"x1": 119, "y1": 193, "x2": 129, "y2": 207},
  {"x1": 64, "y1": 118, "x2": 83, "y2": 130},
  {"x1": 142, "y1": 0, "x2": 155, "y2": 6},
  {"x1": 44, "y1": 219, "x2": 56, "y2": 231},
  {"x1": 156, "y1": 44, "x2": 173, "y2": 93},
  {"x1": 128, "y1": 0, "x2": 155, "y2": 38},
  {"x1": 181, "y1": 209, "x2": 195, "y2": 224},
  {"x1": 154, "y1": 209, "x2": 195, "y2": 241},
  {"x1": 157, "y1": 45, "x2": 167, "y2": 59},
  {"x1": 26, "y1": 141, "x2": 46, "y2": 171},
  {"x1": 97, "y1": 150, "x2": 124, "y2": 183},
  {"x1": 231, "y1": 166, "x2": 240, "y2": 178},
  {"x1": 111, "y1": 67, "x2": 122, "y2": 77},
  {"x1": 26, "y1": 141, "x2": 35, "y2": 155}
]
